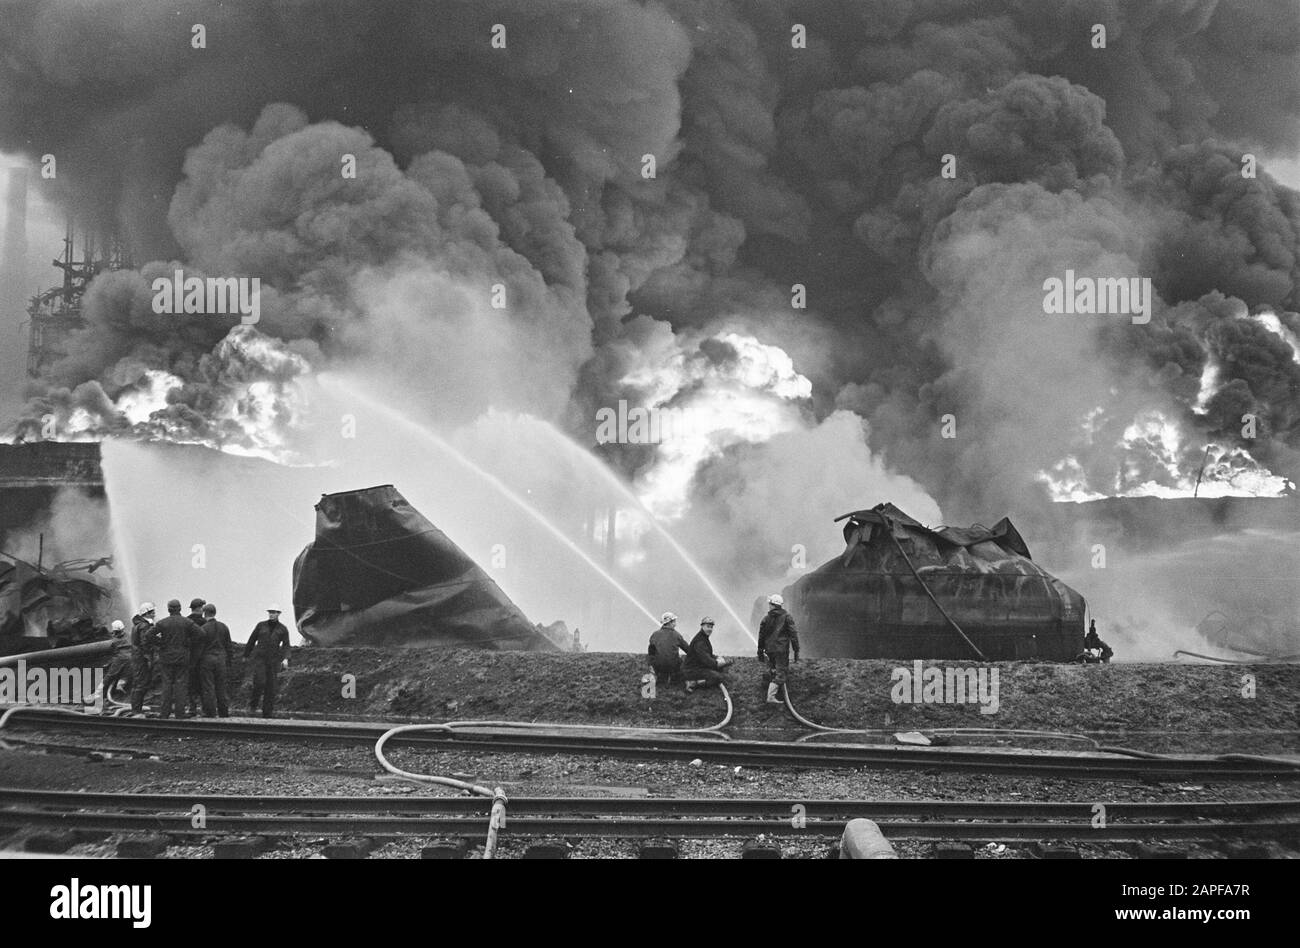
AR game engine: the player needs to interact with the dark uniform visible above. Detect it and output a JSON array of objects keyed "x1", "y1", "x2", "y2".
[
  {"x1": 1084, "y1": 621, "x2": 1113, "y2": 663},
  {"x1": 101, "y1": 628, "x2": 132, "y2": 706},
  {"x1": 195, "y1": 614, "x2": 234, "y2": 717},
  {"x1": 647, "y1": 624, "x2": 692, "y2": 685},
  {"x1": 186, "y1": 603, "x2": 206, "y2": 714},
  {"x1": 245, "y1": 618, "x2": 291, "y2": 717},
  {"x1": 128, "y1": 614, "x2": 156, "y2": 712},
  {"x1": 153, "y1": 611, "x2": 201, "y2": 718},
  {"x1": 758, "y1": 605, "x2": 801, "y2": 686},
  {"x1": 682, "y1": 631, "x2": 728, "y2": 688}
]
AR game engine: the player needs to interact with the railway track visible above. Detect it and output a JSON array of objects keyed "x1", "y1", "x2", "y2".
[
  {"x1": 1, "y1": 789, "x2": 1297, "y2": 841},
  {"x1": 5, "y1": 709, "x2": 1299, "y2": 781}
]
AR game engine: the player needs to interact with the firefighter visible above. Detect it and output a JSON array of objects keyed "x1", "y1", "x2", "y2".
[
  {"x1": 757, "y1": 594, "x2": 800, "y2": 705},
  {"x1": 100, "y1": 620, "x2": 131, "y2": 710},
  {"x1": 683, "y1": 617, "x2": 732, "y2": 692},
  {"x1": 647, "y1": 612, "x2": 692, "y2": 685},
  {"x1": 127, "y1": 603, "x2": 157, "y2": 713},
  {"x1": 152, "y1": 600, "x2": 200, "y2": 719},
  {"x1": 245, "y1": 606, "x2": 291, "y2": 718},
  {"x1": 195, "y1": 603, "x2": 234, "y2": 717},
  {"x1": 1084, "y1": 619, "x2": 1114, "y2": 663},
  {"x1": 185, "y1": 598, "x2": 206, "y2": 715}
]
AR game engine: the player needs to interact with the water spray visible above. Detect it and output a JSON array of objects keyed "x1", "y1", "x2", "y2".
[{"x1": 318, "y1": 375, "x2": 659, "y2": 629}]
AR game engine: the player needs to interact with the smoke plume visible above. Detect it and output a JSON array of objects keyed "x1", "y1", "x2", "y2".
[{"x1": 3, "y1": 1, "x2": 1300, "y2": 650}]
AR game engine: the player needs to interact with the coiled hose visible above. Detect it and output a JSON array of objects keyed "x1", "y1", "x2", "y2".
[
  {"x1": 779, "y1": 686, "x2": 1300, "y2": 764},
  {"x1": 780, "y1": 687, "x2": 1150, "y2": 754},
  {"x1": 374, "y1": 684, "x2": 733, "y2": 858},
  {"x1": 783, "y1": 687, "x2": 1104, "y2": 748}
]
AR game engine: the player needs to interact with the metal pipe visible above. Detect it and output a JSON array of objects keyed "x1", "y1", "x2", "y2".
[
  {"x1": 483, "y1": 788, "x2": 508, "y2": 860},
  {"x1": 0, "y1": 640, "x2": 115, "y2": 668}
]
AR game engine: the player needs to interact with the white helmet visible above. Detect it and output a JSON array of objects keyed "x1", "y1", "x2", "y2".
[
  {"x1": 660, "y1": 611, "x2": 677, "y2": 625},
  {"x1": 138, "y1": 602, "x2": 155, "y2": 616},
  {"x1": 768, "y1": 594, "x2": 784, "y2": 607},
  {"x1": 110, "y1": 620, "x2": 125, "y2": 633}
]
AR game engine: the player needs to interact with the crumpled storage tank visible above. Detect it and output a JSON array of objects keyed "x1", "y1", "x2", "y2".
[
  {"x1": 783, "y1": 503, "x2": 1085, "y2": 660},
  {"x1": 292, "y1": 484, "x2": 554, "y2": 650}
]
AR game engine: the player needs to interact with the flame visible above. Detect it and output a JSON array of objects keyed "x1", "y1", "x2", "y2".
[
  {"x1": 626, "y1": 331, "x2": 813, "y2": 519},
  {"x1": 24, "y1": 327, "x2": 313, "y2": 464},
  {"x1": 1192, "y1": 356, "x2": 1220, "y2": 415},
  {"x1": 114, "y1": 370, "x2": 183, "y2": 426},
  {"x1": 1250, "y1": 310, "x2": 1300, "y2": 364},
  {"x1": 1037, "y1": 409, "x2": 1293, "y2": 501}
]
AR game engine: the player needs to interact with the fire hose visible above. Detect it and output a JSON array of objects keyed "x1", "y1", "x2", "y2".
[
  {"x1": 779, "y1": 686, "x2": 1102, "y2": 746},
  {"x1": 778, "y1": 686, "x2": 1300, "y2": 764},
  {"x1": 373, "y1": 684, "x2": 733, "y2": 858},
  {"x1": 1175, "y1": 650, "x2": 1300, "y2": 664}
]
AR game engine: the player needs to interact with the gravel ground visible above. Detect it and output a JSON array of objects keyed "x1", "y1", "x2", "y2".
[
  {"x1": 1, "y1": 648, "x2": 1296, "y2": 858},
  {"x1": 1, "y1": 724, "x2": 1297, "y2": 859}
]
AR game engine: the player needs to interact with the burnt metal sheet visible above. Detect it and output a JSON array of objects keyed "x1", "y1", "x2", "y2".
[
  {"x1": 788, "y1": 503, "x2": 1085, "y2": 660},
  {"x1": 292, "y1": 485, "x2": 554, "y2": 650},
  {"x1": 0, "y1": 558, "x2": 117, "y2": 647}
]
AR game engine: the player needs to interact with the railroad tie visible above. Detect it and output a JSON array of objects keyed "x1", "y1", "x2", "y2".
[
  {"x1": 212, "y1": 836, "x2": 269, "y2": 859},
  {"x1": 638, "y1": 841, "x2": 678, "y2": 859},
  {"x1": 1032, "y1": 842, "x2": 1081, "y2": 859},
  {"x1": 116, "y1": 834, "x2": 168, "y2": 859},
  {"x1": 742, "y1": 839, "x2": 782, "y2": 859},
  {"x1": 23, "y1": 830, "x2": 79, "y2": 854},
  {"x1": 421, "y1": 839, "x2": 470, "y2": 860},
  {"x1": 932, "y1": 842, "x2": 974, "y2": 859},
  {"x1": 324, "y1": 837, "x2": 376, "y2": 859},
  {"x1": 523, "y1": 841, "x2": 569, "y2": 859}
]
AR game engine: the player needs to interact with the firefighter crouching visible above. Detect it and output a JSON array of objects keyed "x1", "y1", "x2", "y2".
[
  {"x1": 757, "y1": 593, "x2": 800, "y2": 705},
  {"x1": 647, "y1": 612, "x2": 692, "y2": 685},
  {"x1": 1083, "y1": 619, "x2": 1114, "y2": 663},
  {"x1": 101, "y1": 620, "x2": 131, "y2": 710},
  {"x1": 683, "y1": 616, "x2": 732, "y2": 692}
]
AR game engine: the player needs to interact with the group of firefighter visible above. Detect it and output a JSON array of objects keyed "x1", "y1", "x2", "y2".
[
  {"x1": 102, "y1": 598, "x2": 292, "y2": 718},
  {"x1": 648, "y1": 597, "x2": 1113, "y2": 696},
  {"x1": 647, "y1": 593, "x2": 801, "y2": 705}
]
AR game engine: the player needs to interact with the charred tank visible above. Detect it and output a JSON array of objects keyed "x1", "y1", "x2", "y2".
[
  {"x1": 783, "y1": 503, "x2": 1086, "y2": 660},
  {"x1": 292, "y1": 484, "x2": 555, "y2": 651}
]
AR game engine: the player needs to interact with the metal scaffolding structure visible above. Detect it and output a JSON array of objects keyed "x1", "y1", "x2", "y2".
[{"x1": 25, "y1": 221, "x2": 131, "y2": 377}]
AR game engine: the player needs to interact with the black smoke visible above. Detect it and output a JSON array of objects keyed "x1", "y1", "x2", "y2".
[{"x1": 2, "y1": 0, "x2": 1300, "y2": 539}]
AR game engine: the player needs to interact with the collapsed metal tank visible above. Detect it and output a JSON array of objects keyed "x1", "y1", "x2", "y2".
[
  {"x1": 0, "y1": 554, "x2": 119, "y2": 654},
  {"x1": 782, "y1": 503, "x2": 1086, "y2": 660},
  {"x1": 292, "y1": 485, "x2": 555, "y2": 650}
]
